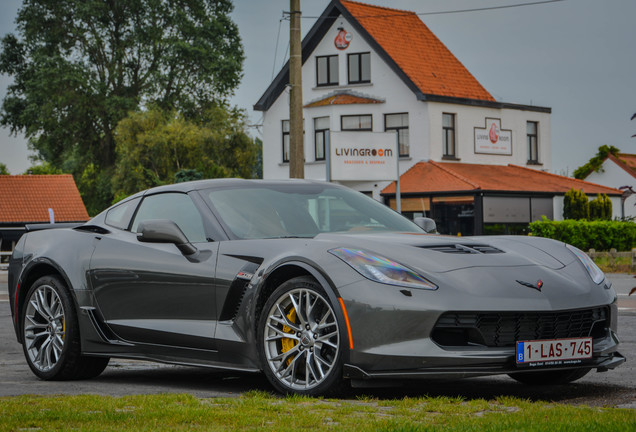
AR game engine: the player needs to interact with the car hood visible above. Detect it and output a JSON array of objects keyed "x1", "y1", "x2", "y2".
[{"x1": 314, "y1": 232, "x2": 577, "y2": 274}]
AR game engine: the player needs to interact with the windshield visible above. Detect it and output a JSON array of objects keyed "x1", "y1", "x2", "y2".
[{"x1": 201, "y1": 183, "x2": 422, "y2": 239}]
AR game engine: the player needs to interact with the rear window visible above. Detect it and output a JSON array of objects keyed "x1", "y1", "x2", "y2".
[{"x1": 105, "y1": 197, "x2": 140, "y2": 230}]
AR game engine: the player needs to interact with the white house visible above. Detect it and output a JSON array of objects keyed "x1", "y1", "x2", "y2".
[
  {"x1": 583, "y1": 153, "x2": 636, "y2": 219},
  {"x1": 254, "y1": 0, "x2": 620, "y2": 235}
]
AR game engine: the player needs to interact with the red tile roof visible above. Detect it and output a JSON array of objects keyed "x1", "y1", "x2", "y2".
[
  {"x1": 617, "y1": 153, "x2": 636, "y2": 170},
  {"x1": 608, "y1": 153, "x2": 636, "y2": 179},
  {"x1": 382, "y1": 161, "x2": 622, "y2": 195},
  {"x1": 0, "y1": 175, "x2": 89, "y2": 223},
  {"x1": 340, "y1": 0, "x2": 495, "y2": 102},
  {"x1": 305, "y1": 92, "x2": 384, "y2": 108}
]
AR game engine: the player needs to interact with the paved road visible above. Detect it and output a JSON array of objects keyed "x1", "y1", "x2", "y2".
[{"x1": 1, "y1": 271, "x2": 634, "y2": 407}]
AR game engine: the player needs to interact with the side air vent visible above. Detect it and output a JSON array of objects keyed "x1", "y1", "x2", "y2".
[{"x1": 421, "y1": 244, "x2": 504, "y2": 254}]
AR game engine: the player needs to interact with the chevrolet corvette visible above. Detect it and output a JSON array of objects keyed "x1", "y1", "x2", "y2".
[{"x1": 8, "y1": 179, "x2": 624, "y2": 395}]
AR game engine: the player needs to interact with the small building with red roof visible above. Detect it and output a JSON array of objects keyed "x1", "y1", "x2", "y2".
[
  {"x1": 380, "y1": 162, "x2": 622, "y2": 235},
  {"x1": 0, "y1": 175, "x2": 88, "y2": 255},
  {"x1": 583, "y1": 153, "x2": 636, "y2": 220}
]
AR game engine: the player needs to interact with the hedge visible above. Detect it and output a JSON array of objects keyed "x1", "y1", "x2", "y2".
[{"x1": 528, "y1": 218, "x2": 636, "y2": 251}]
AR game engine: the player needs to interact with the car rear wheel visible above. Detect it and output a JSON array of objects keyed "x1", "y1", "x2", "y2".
[
  {"x1": 258, "y1": 276, "x2": 344, "y2": 395},
  {"x1": 22, "y1": 275, "x2": 109, "y2": 380},
  {"x1": 508, "y1": 368, "x2": 591, "y2": 385}
]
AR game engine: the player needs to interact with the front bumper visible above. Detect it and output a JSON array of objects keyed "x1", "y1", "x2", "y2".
[
  {"x1": 343, "y1": 329, "x2": 624, "y2": 381},
  {"x1": 337, "y1": 267, "x2": 624, "y2": 381}
]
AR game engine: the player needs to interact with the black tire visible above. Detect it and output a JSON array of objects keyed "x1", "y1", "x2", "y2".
[
  {"x1": 508, "y1": 368, "x2": 591, "y2": 385},
  {"x1": 21, "y1": 275, "x2": 109, "y2": 380},
  {"x1": 257, "y1": 276, "x2": 345, "y2": 396}
]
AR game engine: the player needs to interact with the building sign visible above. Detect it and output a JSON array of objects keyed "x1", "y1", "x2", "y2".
[
  {"x1": 330, "y1": 131, "x2": 397, "y2": 181},
  {"x1": 474, "y1": 118, "x2": 512, "y2": 155},
  {"x1": 334, "y1": 28, "x2": 352, "y2": 50}
]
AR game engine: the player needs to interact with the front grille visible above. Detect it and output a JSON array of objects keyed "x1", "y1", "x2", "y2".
[
  {"x1": 420, "y1": 244, "x2": 504, "y2": 254},
  {"x1": 432, "y1": 307, "x2": 609, "y2": 348}
]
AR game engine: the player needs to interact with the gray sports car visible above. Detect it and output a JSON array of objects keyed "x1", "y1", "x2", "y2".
[{"x1": 8, "y1": 179, "x2": 624, "y2": 395}]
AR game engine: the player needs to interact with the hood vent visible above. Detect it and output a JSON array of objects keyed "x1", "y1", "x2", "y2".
[{"x1": 421, "y1": 244, "x2": 504, "y2": 254}]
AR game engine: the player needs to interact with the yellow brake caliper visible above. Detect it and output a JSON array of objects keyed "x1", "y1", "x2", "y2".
[{"x1": 281, "y1": 307, "x2": 298, "y2": 365}]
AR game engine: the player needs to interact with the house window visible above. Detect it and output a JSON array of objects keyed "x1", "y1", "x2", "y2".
[
  {"x1": 316, "y1": 55, "x2": 338, "y2": 86},
  {"x1": 341, "y1": 114, "x2": 372, "y2": 131},
  {"x1": 348, "y1": 52, "x2": 370, "y2": 84},
  {"x1": 527, "y1": 121, "x2": 539, "y2": 163},
  {"x1": 314, "y1": 117, "x2": 329, "y2": 161},
  {"x1": 282, "y1": 120, "x2": 290, "y2": 163},
  {"x1": 385, "y1": 113, "x2": 409, "y2": 157},
  {"x1": 442, "y1": 113, "x2": 456, "y2": 158}
]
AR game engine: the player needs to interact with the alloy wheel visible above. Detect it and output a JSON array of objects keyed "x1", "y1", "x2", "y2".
[
  {"x1": 263, "y1": 287, "x2": 340, "y2": 391},
  {"x1": 23, "y1": 284, "x2": 66, "y2": 372}
]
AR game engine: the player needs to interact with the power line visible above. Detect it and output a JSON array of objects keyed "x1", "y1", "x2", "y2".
[
  {"x1": 417, "y1": 0, "x2": 565, "y2": 16},
  {"x1": 300, "y1": 0, "x2": 566, "y2": 19},
  {"x1": 271, "y1": 18, "x2": 284, "y2": 80}
]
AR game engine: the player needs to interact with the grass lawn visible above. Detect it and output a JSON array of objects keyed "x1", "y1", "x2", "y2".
[
  {"x1": 0, "y1": 391, "x2": 634, "y2": 431},
  {"x1": 593, "y1": 255, "x2": 633, "y2": 273}
]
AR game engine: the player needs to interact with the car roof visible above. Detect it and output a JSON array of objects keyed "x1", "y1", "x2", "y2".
[{"x1": 142, "y1": 178, "x2": 337, "y2": 195}]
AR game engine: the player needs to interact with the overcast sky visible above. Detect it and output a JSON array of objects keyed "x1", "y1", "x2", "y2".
[{"x1": 1, "y1": 0, "x2": 635, "y2": 176}]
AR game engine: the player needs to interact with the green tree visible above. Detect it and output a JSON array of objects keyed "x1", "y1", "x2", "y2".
[
  {"x1": 0, "y1": 0, "x2": 244, "y2": 214},
  {"x1": 175, "y1": 169, "x2": 203, "y2": 183},
  {"x1": 573, "y1": 145, "x2": 620, "y2": 179},
  {"x1": 589, "y1": 193, "x2": 612, "y2": 221},
  {"x1": 0, "y1": 163, "x2": 9, "y2": 175},
  {"x1": 112, "y1": 105, "x2": 258, "y2": 201},
  {"x1": 563, "y1": 188, "x2": 589, "y2": 220},
  {"x1": 23, "y1": 163, "x2": 63, "y2": 175}
]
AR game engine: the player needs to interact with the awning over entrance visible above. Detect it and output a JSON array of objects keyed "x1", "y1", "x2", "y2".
[{"x1": 381, "y1": 161, "x2": 622, "y2": 236}]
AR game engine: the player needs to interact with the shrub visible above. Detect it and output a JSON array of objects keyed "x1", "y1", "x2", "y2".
[
  {"x1": 563, "y1": 188, "x2": 589, "y2": 220},
  {"x1": 529, "y1": 217, "x2": 636, "y2": 251},
  {"x1": 589, "y1": 193, "x2": 612, "y2": 220}
]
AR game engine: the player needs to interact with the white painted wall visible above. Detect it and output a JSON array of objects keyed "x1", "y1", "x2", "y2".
[{"x1": 427, "y1": 103, "x2": 551, "y2": 169}]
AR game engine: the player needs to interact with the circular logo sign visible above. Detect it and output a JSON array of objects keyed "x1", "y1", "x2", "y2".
[{"x1": 335, "y1": 28, "x2": 351, "y2": 50}]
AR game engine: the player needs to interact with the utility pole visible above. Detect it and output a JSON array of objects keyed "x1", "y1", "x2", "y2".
[{"x1": 289, "y1": 0, "x2": 304, "y2": 178}]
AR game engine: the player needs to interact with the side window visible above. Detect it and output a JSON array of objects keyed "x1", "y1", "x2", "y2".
[
  {"x1": 316, "y1": 55, "x2": 338, "y2": 86},
  {"x1": 131, "y1": 193, "x2": 207, "y2": 243},
  {"x1": 442, "y1": 113, "x2": 456, "y2": 158},
  {"x1": 105, "y1": 197, "x2": 141, "y2": 230},
  {"x1": 385, "y1": 113, "x2": 409, "y2": 157},
  {"x1": 348, "y1": 52, "x2": 370, "y2": 84}
]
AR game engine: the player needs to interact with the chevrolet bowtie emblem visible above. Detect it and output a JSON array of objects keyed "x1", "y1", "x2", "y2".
[{"x1": 516, "y1": 279, "x2": 544, "y2": 292}]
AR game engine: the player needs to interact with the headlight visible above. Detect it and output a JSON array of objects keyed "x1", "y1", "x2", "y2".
[
  {"x1": 329, "y1": 247, "x2": 437, "y2": 290},
  {"x1": 566, "y1": 244, "x2": 605, "y2": 284}
]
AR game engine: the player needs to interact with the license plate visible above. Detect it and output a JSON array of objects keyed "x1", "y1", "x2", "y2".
[{"x1": 516, "y1": 337, "x2": 592, "y2": 365}]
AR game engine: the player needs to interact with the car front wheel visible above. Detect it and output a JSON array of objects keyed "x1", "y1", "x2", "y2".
[{"x1": 258, "y1": 276, "x2": 344, "y2": 395}]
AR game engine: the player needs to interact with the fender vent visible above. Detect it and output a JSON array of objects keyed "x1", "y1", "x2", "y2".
[{"x1": 422, "y1": 244, "x2": 503, "y2": 254}]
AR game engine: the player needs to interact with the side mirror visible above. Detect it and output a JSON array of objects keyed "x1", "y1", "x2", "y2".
[
  {"x1": 414, "y1": 217, "x2": 437, "y2": 234},
  {"x1": 137, "y1": 219, "x2": 198, "y2": 256}
]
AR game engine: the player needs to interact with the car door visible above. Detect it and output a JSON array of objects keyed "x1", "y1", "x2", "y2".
[{"x1": 89, "y1": 192, "x2": 219, "y2": 350}]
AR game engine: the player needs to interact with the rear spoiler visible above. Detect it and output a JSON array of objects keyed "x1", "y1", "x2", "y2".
[{"x1": 25, "y1": 223, "x2": 85, "y2": 232}]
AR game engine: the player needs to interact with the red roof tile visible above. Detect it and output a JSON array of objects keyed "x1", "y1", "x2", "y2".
[
  {"x1": 340, "y1": 0, "x2": 495, "y2": 102},
  {"x1": 617, "y1": 153, "x2": 636, "y2": 170},
  {"x1": 603, "y1": 154, "x2": 636, "y2": 180},
  {"x1": 0, "y1": 175, "x2": 89, "y2": 223},
  {"x1": 382, "y1": 162, "x2": 622, "y2": 195},
  {"x1": 305, "y1": 93, "x2": 384, "y2": 108}
]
